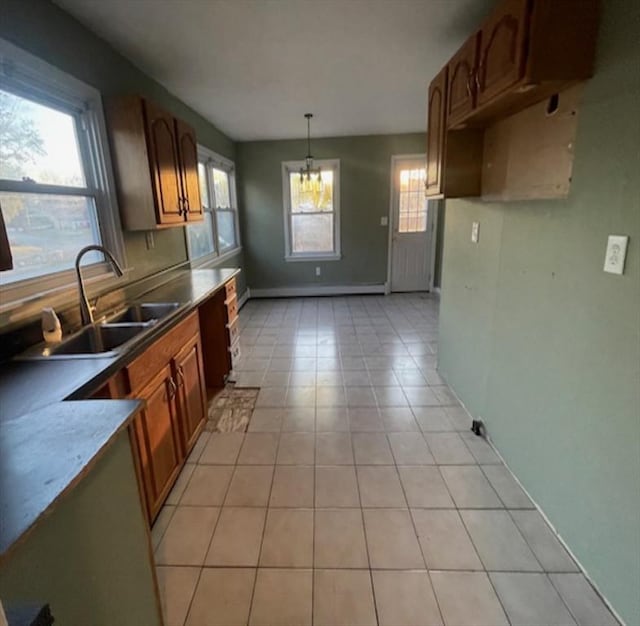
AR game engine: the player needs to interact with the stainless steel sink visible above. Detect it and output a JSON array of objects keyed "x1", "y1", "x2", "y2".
[
  {"x1": 103, "y1": 302, "x2": 182, "y2": 324},
  {"x1": 51, "y1": 323, "x2": 147, "y2": 356}
]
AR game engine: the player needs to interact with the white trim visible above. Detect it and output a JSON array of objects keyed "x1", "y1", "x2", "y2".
[
  {"x1": 249, "y1": 284, "x2": 386, "y2": 298},
  {"x1": 237, "y1": 288, "x2": 250, "y2": 309},
  {"x1": 282, "y1": 158, "x2": 341, "y2": 261},
  {"x1": 432, "y1": 286, "x2": 441, "y2": 297}
]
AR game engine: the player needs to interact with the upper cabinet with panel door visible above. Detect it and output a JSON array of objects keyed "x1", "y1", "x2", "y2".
[{"x1": 106, "y1": 96, "x2": 203, "y2": 230}]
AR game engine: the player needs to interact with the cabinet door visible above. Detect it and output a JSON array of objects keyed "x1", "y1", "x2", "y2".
[
  {"x1": 137, "y1": 365, "x2": 182, "y2": 519},
  {"x1": 425, "y1": 67, "x2": 447, "y2": 197},
  {"x1": 176, "y1": 120, "x2": 203, "y2": 222},
  {"x1": 143, "y1": 100, "x2": 185, "y2": 225},
  {"x1": 447, "y1": 34, "x2": 479, "y2": 128},
  {"x1": 476, "y1": 0, "x2": 529, "y2": 107},
  {"x1": 174, "y1": 335, "x2": 207, "y2": 455}
]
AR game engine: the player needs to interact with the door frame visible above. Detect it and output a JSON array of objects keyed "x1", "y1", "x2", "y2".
[{"x1": 385, "y1": 154, "x2": 438, "y2": 294}]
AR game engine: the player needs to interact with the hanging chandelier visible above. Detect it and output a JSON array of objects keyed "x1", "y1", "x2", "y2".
[{"x1": 299, "y1": 113, "x2": 322, "y2": 187}]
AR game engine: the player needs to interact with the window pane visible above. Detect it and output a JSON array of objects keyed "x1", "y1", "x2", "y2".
[
  {"x1": 289, "y1": 170, "x2": 333, "y2": 213},
  {"x1": 291, "y1": 213, "x2": 333, "y2": 253},
  {"x1": 398, "y1": 167, "x2": 427, "y2": 233},
  {"x1": 0, "y1": 89, "x2": 86, "y2": 186},
  {"x1": 212, "y1": 168, "x2": 230, "y2": 208},
  {"x1": 187, "y1": 211, "x2": 215, "y2": 259},
  {"x1": 216, "y1": 210, "x2": 236, "y2": 251},
  {"x1": 198, "y1": 162, "x2": 210, "y2": 209},
  {"x1": 0, "y1": 191, "x2": 101, "y2": 284}
]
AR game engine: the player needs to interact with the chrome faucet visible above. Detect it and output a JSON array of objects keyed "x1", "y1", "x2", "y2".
[{"x1": 75, "y1": 245, "x2": 124, "y2": 325}]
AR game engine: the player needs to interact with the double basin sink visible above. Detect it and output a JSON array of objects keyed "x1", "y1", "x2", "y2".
[{"x1": 22, "y1": 302, "x2": 184, "y2": 359}]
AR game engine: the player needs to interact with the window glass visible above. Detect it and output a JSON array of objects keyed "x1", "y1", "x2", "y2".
[
  {"x1": 289, "y1": 170, "x2": 334, "y2": 213},
  {"x1": 197, "y1": 162, "x2": 209, "y2": 209},
  {"x1": 216, "y1": 210, "x2": 236, "y2": 251},
  {"x1": 291, "y1": 213, "x2": 333, "y2": 253},
  {"x1": 398, "y1": 168, "x2": 427, "y2": 233},
  {"x1": 212, "y1": 168, "x2": 230, "y2": 208},
  {"x1": 187, "y1": 211, "x2": 216, "y2": 259}
]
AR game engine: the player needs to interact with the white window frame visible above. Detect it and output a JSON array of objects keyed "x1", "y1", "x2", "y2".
[
  {"x1": 0, "y1": 38, "x2": 125, "y2": 309},
  {"x1": 186, "y1": 146, "x2": 241, "y2": 266},
  {"x1": 282, "y1": 158, "x2": 341, "y2": 262}
]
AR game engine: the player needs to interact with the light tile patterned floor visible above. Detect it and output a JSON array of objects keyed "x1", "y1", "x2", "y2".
[{"x1": 152, "y1": 294, "x2": 619, "y2": 626}]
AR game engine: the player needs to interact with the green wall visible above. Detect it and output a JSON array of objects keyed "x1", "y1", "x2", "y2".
[
  {"x1": 0, "y1": 0, "x2": 245, "y2": 291},
  {"x1": 237, "y1": 133, "x2": 425, "y2": 290},
  {"x1": 438, "y1": 0, "x2": 640, "y2": 622},
  {"x1": 0, "y1": 432, "x2": 161, "y2": 625}
]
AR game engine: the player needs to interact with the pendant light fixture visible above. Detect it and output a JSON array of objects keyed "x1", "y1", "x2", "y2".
[{"x1": 299, "y1": 113, "x2": 322, "y2": 190}]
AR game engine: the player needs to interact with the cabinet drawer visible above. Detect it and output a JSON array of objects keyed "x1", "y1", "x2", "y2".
[
  {"x1": 127, "y1": 311, "x2": 199, "y2": 393},
  {"x1": 225, "y1": 277, "x2": 237, "y2": 300},
  {"x1": 225, "y1": 293, "x2": 238, "y2": 324},
  {"x1": 229, "y1": 338, "x2": 241, "y2": 365},
  {"x1": 226, "y1": 315, "x2": 240, "y2": 345}
]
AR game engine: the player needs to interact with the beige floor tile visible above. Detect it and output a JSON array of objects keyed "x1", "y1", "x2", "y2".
[
  {"x1": 349, "y1": 408, "x2": 385, "y2": 432},
  {"x1": 248, "y1": 408, "x2": 283, "y2": 432},
  {"x1": 315, "y1": 466, "x2": 360, "y2": 507},
  {"x1": 315, "y1": 408, "x2": 349, "y2": 431},
  {"x1": 186, "y1": 431, "x2": 211, "y2": 463},
  {"x1": 316, "y1": 385, "x2": 347, "y2": 407},
  {"x1": 256, "y1": 386, "x2": 287, "y2": 407},
  {"x1": 237, "y1": 433, "x2": 279, "y2": 464},
  {"x1": 225, "y1": 465, "x2": 274, "y2": 506},
  {"x1": 313, "y1": 569, "x2": 377, "y2": 626},
  {"x1": 380, "y1": 407, "x2": 420, "y2": 431},
  {"x1": 151, "y1": 505, "x2": 176, "y2": 550},
  {"x1": 372, "y1": 570, "x2": 443, "y2": 626},
  {"x1": 166, "y1": 463, "x2": 196, "y2": 505},
  {"x1": 205, "y1": 507, "x2": 266, "y2": 566},
  {"x1": 511, "y1": 510, "x2": 579, "y2": 572},
  {"x1": 431, "y1": 571, "x2": 509, "y2": 626},
  {"x1": 250, "y1": 568, "x2": 312, "y2": 626},
  {"x1": 444, "y1": 406, "x2": 472, "y2": 431},
  {"x1": 412, "y1": 509, "x2": 483, "y2": 570},
  {"x1": 403, "y1": 385, "x2": 440, "y2": 407},
  {"x1": 286, "y1": 385, "x2": 316, "y2": 407},
  {"x1": 180, "y1": 465, "x2": 233, "y2": 506},
  {"x1": 156, "y1": 566, "x2": 200, "y2": 626},
  {"x1": 186, "y1": 568, "x2": 255, "y2": 626},
  {"x1": 282, "y1": 407, "x2": 316, "y2": 431},
  {"x1": 482, "y1": 464, "x2": 534, "y2": 508},
  {"x1": 490, "y1": 572, "x2": 577, "y2": 625},
  {"x1": 388, "y1": 432, "x2": 435, "y2": 464},
  {"x1": 424, "y1": 432, "x2": 476, "y2": 465},
  {"x1": 199, "y1": 432, "x2": 244, "y2": 464},
  {"x1": 413, "y1": 407, "x2": 455, "y2": 432},
  {"x1": 155, "y1": 506, "x2": 220, "y2": 565},
  {"x1": 459, "y1": 431, "x2": 502, "y2": 464},
  {"x1": 363, "y1": 509, "x2": 424, "y2": 568},
  {"x1": 260, "y1": 508, "x2": 313, "y2": 567},
  {"x1": 315, "y1": 432, "x2": 354, "y2": 464},
  {"x1": 276, "y1": 433, "x2": 315, "y2": 464},
  {"x1": 398, "y1": 466, "x2": 454, "y2": 508},
  {"x1": 549, "y1": 574, "x2": 619, "y2": 626},
  {"x1": 314, "y1": 509, "x2": 369, "y2": 568},
  {"x1": 440, "y1": 465, "x2": 503, "y2": 508},
  {"x1": 269, "y1": 465, "x2": 314, "y2": 507},
  {"x1": 352, "y1": 433, "x2": 394, "y2": 464},
  {"x1": 357, "y1": 466, "x2": 407, "y2": 507},
  {"x1": 461, "y1": 509, "x2": 542, "y2": 571}
]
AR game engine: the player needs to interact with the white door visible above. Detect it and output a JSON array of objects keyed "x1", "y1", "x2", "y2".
[{"x1": 390, "y1": 156, "x2": 432, "y2": 292}]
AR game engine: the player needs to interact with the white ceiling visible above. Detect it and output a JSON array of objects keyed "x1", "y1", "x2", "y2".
[{"x1": 54, "y1": 0, "x2": 493, "y2": 141}]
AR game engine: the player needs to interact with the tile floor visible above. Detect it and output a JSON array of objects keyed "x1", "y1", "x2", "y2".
[{"x1": 152, "y1": 294, "x2": 619, "y2": 626}]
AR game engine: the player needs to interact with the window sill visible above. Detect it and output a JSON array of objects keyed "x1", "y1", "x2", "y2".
[
  {"x1": 285, "y1": 253, "x2": 342, "y2": 263},
  {"x1": 191, "y1": 246, "x2": 243, "y2": 269}
]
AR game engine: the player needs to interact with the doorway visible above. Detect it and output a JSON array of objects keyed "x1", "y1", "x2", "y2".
[{"x1": 388, "y1": 155, "x2": 435, "y2": 292}]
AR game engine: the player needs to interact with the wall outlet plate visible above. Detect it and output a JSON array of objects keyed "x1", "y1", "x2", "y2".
[
  {"x1": 603, "y1": 235, "x2": 629, "y2": 275},
  {"x1": 471, "y1": 222, "x2": 480, "y2": 243},
  {"x1": 380, "y1": 216, "x2": 388, "y2": 226},
  {"x1": 315, "y1": 266, "x2": 321, "y2": 276}
]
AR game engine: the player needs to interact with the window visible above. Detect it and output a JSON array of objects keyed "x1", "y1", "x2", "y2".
[
  {"x1": 0, "y1": 39, "x2": 123, "y2": 301},
  {"x1": 398, "y1": 167, "x2": 427, "y2": 232},
  {"x1": 187, "y1": 148, "x2": 240, "y2": 262},
  {"x1": 282, "y1": 159, "x2": 340, "y2": 261}
]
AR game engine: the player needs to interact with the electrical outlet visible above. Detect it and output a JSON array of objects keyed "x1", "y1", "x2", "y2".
[
  {"x1": 471, "y1": 222, "x2": 480, "y2": 243},
  {"x1": 145, "y1": 231, "x2": 155, "y2": 250},
  {"x1": 604, "y1": 235, "x2": 628, "y2": 275},
  {"x1": 315, "y1": 266, "x2": 321, "y2": 276},
  {"x1": 380, "y1": 216, "x2": 388, "y2": 226}
]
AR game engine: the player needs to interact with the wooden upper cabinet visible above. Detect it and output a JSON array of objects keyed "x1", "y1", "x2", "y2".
[
  {"x1": 425, "y1": 67, "x2": 447, "y2": 197},
  {"x1": 106, "y1": 96, "x2": 203, "y2": 230},
  {"x1": 176, "y1": 120, "x2": 203, "y2": 222},
  {"x1": 143, "y1": 100, "x2": 185, "y2": 226},
  {"x1": 476, "y1": 0, "x2": 529, "y2": 107},
  {"x1": 447, "y1": 35, "x2": 479, "y2": 128}
]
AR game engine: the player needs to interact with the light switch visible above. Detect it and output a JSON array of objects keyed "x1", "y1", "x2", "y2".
[
  {"x1": 315, "y1": 266, "x2": 321, "y2": 276},
  {"x1": 471, "y1": 222, "x2": 480, "y2": 243},
  {"x1": 380, "y1": 216, "x2": 388, "y2": 226},
  {"x1": 603, "y1": 235, "x2": 629, "y2": 274}
]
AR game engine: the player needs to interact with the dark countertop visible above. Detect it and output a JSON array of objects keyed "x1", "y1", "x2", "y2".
[
  {"x1": 0, "y1": 267, "x2": 239, "y2": 560},
  {"x1": 0, "y1": 267, "x2": 239, "y2": 422},
  {"x1": 0, "y1": 399, "x2": 142, "y2": 560}
]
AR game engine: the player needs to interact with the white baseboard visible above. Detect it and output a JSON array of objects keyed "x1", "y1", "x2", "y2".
[
  {"x1": 432, "y1": 286, "x2": 441, "y2": 297},
  {"x1": 248, "y1": 284, "x2": 386, "y2": 298},
  {"x1": 237, "y1": 289, "x2": 250, "y2": 309}
]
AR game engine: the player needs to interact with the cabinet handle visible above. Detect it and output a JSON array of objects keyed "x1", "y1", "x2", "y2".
[
  {"x1": 474, "y1": 64, "x2": 483, "y2": 93},
  {"x1": 168, "y1": 376, "x2": 177, "y2": 398},
  {"x1": 177, "y1": 200, "x2": 183, "y2": 216},
  {"x1": 177, "y1": 365, "x2": 185, "y2": 387},
  {"x1": 466, "y1": 76, "x2": 472, "y2": 97}
]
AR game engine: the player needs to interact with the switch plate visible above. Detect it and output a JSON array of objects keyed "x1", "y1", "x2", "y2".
[
  {"x1": 380, "y1": 216, "x2": 388, "y2": 226},
  {"x1": 471, "y1": 222, "x2": 480, "y2": 243},
  {"x1": 315, "y1": 266, "x2": 321, "y2": 276},
  {"x1": 604, "y1": 235, "x2": 629, "y2": 274}
]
